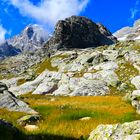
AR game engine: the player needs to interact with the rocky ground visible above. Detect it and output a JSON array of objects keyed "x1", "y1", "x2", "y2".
[
  {"x1": 88, "y1": 121, "x2": 140, "y2": 140},
  {"x1": 1, "y1": 16, "x2": 140, "y2": 139},
  {"x1": 1, "y1": 40, "x2": 140, "y2": 139}
]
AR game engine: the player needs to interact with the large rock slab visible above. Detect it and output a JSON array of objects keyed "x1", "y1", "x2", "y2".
[
  {"x1": 131, "y1": 76, "x2": 140, "y2": 89},
  {"x1": 70, "y1": 80, "x2": 109, "y2": 96},
  {"x1": 0, "y1": 77, "x2": 23, "y2": 88},
  {"x1": 88, "y1": 121, "x2": 140, "y2": 140},
  {"x1": 0, "y1": 82, "x2": 36, "y2": 114},
  {"x1": 9, "y1": 70, "x2": 62, "y2": 95},
  {"x1": 53, "y1": 76, "x2": 110, "y2": 96}
]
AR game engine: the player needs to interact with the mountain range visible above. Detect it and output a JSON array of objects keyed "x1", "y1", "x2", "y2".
[
  {"x1": 0, "y1": 24, "x2": 49, "y2": 60},
  {"x1": 1, "y1": 17, "x2": 140, "y2": 60}
]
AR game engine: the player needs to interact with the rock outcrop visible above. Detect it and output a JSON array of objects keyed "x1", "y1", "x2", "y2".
[
  {"x1": 46, "y1": 16, "x2": 117, "y2": 50},
  {"x1": 0, "y1": 82, "x2": 37, "y2": 114},
  {"x1": 17, "y1": 115, "x2": 41, "y2": 126},
  {"x1": 88, "y1": 121, "x2": 140, "y2": 140}
]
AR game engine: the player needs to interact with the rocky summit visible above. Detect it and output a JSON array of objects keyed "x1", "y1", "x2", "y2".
[{"x1": 46, "y1": 16, "x2": 117, "y2": 50}]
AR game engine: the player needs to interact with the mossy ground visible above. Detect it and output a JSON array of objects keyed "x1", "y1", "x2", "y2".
[
  {"x1": 32, "y1": 55, "x2": 70, "y2": 75},
  {"x1": 116, "y1": 61, "x2": 139, "y2": 83},
  {"x1": 0, "y1": 95, "x2": 139, "y2": 139}
]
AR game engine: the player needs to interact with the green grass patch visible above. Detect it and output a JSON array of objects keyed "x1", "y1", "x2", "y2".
[{"x1": 59, "y1": 109, "x2": 111, "y2": 121}]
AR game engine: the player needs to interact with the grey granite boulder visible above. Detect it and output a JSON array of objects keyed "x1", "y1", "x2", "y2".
[
  {"x1": 0, "y1": 82, "x2": 37, "y2": 114},
  {"x1": 88, "y1": 121, "x2": 140, "y2": 140},
  {"x1": 70, "y1": 80, "x2": 109, "y2": 96},
  {"x1": 17, "y1": 115, "x2": 41, "y2": 126},
  {"x1": 131, "y1": 76, "x2": 140, "y2": 89}
]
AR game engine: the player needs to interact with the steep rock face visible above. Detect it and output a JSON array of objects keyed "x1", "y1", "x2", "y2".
[
  {"x1": 114, "y1": 19, "x2": 140, "y2": 41},
  {"x1": 0, "y1": 82, "x2": 37, "y2": 114},
  {"x1": 8, "y1": 24, "x2": 49, "y2": 52},
  {"x1": 46, "y1": 16, "x2": 117, "y2": 50},
  {"x1": 0, "y1": 42, "x2": 21, "y2": 60}
]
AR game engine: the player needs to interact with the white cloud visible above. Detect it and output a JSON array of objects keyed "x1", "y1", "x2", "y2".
[
  {"x1": 7, "y1": 0, "x2": 90, "y2": 26},
  {"x1": 130, "y1": 0, "x2": 140, "y2": 19},
  {"x1": 130, "y1": 9, "x2": 139, "y2": 19},
  {"x1": 0, "y1": 24, "x2": 7, "y2": 43}
]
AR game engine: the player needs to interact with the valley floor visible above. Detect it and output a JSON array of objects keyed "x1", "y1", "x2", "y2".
[{"x1": 0, "y1": 94, "x2": 139, "y2": 140}]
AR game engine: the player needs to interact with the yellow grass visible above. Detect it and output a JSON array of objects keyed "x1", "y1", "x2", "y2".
[
  {"x1": 18, "y1": 95, "x2": 140, "y2": 139},
  {"x1": 0, "y1": 108, "x2": 26, "y2": 127},
  {"x1": 0, "y1": 95, "x2": 139, "y2": 139},
  {"x1": 17, "y1": 78, "x2": 26, "y2": 86}
]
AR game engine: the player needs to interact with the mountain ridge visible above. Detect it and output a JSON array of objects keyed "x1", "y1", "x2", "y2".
[{"x1": 114, "y1": 19, "x2": 140, "y2": 41}]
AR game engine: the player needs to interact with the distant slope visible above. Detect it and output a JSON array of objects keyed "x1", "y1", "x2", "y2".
[
  {"x1": 0, "y1": 42, "x2": 21, "y2": 60},
  {"x1": 114, "y1": 19, "x2": 140, "y2": 41}
]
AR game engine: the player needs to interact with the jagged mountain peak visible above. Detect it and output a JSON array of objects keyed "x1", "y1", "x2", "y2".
[
  {"x1": 0, "y1": 24, "x2": 50, "y2": 60},
  {"x1": 8, "y1": 24, "x2": 49, "y2": 52},
  {"x1": 23, "y1": 24, "x2": 48, "y2": 41}
]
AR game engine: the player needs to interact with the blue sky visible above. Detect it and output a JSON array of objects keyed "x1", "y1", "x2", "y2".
[{"x1": 0, "y1": 0, "x2": 140, "y2": 42}]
